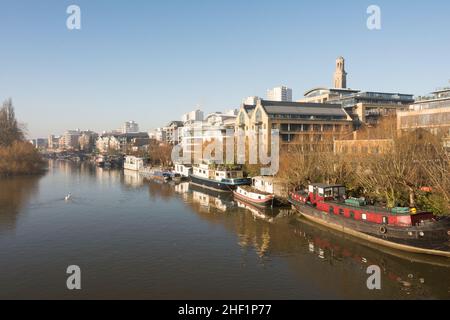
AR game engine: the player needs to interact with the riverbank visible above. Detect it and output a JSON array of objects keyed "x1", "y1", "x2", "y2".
[{"x1": 0, "y1": 141, "x2": 47, "y2": 177}]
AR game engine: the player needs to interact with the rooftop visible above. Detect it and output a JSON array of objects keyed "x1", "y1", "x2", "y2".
[
  {"x1": 304, "y1": 87, "x2": 360, "y2": 97},
  {"x1": 260, "y1": 100, "x2": 348, "y2": 117}
]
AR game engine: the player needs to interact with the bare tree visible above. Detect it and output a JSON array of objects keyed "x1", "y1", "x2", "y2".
[{"x1": 0, "y1": 99, "x2": 25, "y2": 147}]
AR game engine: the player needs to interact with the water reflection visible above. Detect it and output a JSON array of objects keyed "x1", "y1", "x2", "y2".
[
  {"x1": 0, "y1": 160, "x2": 449, "y2": 299},
  {"x1": 0, "y1": 175, "x2": 41, "y2": 232},
  {"x1": 123, "y1": 169, "x2": 144, "y2": 188},
  {"x1": 174, "y1": 180, "x2": 450, "y2": 299}
]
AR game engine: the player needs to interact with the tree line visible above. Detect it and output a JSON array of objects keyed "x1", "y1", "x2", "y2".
[
  {"x1": 0, "y1": 99, "x2": 46, "y2": 176},
  {"x1": 278, "y1": 116, "x2": 450, "y2": 216}
]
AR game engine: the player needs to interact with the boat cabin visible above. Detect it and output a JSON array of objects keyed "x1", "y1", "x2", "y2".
[
  {"x1": 193, "y1": 164, "x2": 246, "y2": 183},
  {"x1": 252, "y1": 176, "x2": 288, "y2": 198},
  {"x1": 308, "y1": 183, "x2": 347, "y2": 203},
  {"x1": 124, "y1": 156, "x2": 145, "y2": 171},
  {"x1": 174, "y1": 163, "x2": 193, "y2": 178},
  {"x1": 291, "y1": 183, "x2": 437, "y2": 228}
]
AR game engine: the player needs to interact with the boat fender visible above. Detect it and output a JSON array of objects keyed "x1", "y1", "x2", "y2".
[{"x1": 380, "y1": 226, "x2": 387, "y2": 234}]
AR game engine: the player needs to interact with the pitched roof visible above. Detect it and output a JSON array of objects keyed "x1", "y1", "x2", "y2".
[{"x1": 260, "y1": 100, "x2": 348, "y2": 117}]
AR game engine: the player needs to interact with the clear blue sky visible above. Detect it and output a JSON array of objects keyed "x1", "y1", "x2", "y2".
[{"x1": 1, "y1": 0, "x2": 449, "y2": 138}]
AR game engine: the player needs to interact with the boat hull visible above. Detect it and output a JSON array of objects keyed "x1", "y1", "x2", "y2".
[
  {"x1": 233, "y1": 190, "x2": 274, "y2": 207},
  {"x1": 190, "y1": 175, "x2": 250, "y2": 192},
  {"x1": 289, "y1": 198, "x2": 450, "y2": 258}
]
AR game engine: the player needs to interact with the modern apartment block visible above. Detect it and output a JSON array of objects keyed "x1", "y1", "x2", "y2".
[
  {"x1": 60, "y1": 130, "x2": 82, "y2": 150},
  {"x1": 122, "y1": 121, "x2": 140, "y2": 134},
  {"x1": 182, "y1": 109, "x2": 204, "y2": 123},
  {"x1": 179, "y1": 110, "x2": 238, "y2": 162},
  {"x1": 267, "y1": 86, "x2": 293, "y2": 102},
  {"x1": 242, "y1": 96, "x2": 260, "y2": 106},
  {"x1": 236, "y1": 99, "x2": 353, "y2": 151},
  {"x1": 155, "y1": 121, "x2": 184, "y2": 145},
  {"x1": 48, "y1": 135, "x2": 61, "y2": 150},
  {"x1": 96, "y1": 132, "x2": 150, "y2": 154},
  {"x1": 398, "y1": 86, "x2": 450, "y2": 150},
  {"x1": 299, "y1": 57, "x2": 414, "y2": 126},
  {"x1": 410, "y1": 86, "x2": 450, "y2": 111}
]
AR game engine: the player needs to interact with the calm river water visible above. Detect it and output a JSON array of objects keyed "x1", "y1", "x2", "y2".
[{"x1": 0, "y1": 160, "x2": 449, "y2": 299}]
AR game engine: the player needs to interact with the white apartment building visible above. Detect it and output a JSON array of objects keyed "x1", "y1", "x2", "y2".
[
  {"x1": 122, "y1": 121, "x2": 139, "y2": 134},
  {"x1": 155, "y1": 121, "x2": 184, "y2": 144},
  {"x1": 267, "y1": 86, "x2": 293, "y2": 102},
  {"x1": 242, "y1": 96, "x2": 260, "y2": 106},
  {"x1": 60, "y1": 129, "x2": 81, "y2": 150},
  {"x1": 178, "y1": 111, "x2": 237, "y2": 162},
  {"x1": 182, "y1": 109, "x2": 204, "y2": 123}
]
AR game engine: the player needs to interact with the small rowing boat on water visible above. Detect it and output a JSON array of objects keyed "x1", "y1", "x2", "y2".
[{"x1": 233, "y1": 185, "x2": 275, "y2": 207}]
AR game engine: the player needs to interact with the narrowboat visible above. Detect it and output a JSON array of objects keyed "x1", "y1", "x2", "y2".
[
  {"x1": 233, "y1": 185, "x2": 275, "y2": 207},
  {"x1": 289, "y1": 183, "x2": 450, "y2": 258},
  {"x1": 189, "y1": 164, "x2": 251, "y2": 192}
]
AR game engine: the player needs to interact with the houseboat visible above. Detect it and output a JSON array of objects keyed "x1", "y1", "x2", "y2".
[
  {"x1": 189, "y1": 164, "x2": 251, "y2": 192},
  {"x1": 123, "y1": 156, "x2": 145, "y2": 171},
  {"x1": 233, "y1": 185, "x2": 275, "y2": 207},
  {"x1": 289, "y1": 183, "x2": 450, "y2": 258},
  {"x1": 174, "y1": 163, "x2": 193, "y2": 179}
]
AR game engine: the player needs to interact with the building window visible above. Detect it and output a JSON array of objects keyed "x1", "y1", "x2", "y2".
[{"x1": 255, "y1": 109, "x2": 262, "y2": 123}]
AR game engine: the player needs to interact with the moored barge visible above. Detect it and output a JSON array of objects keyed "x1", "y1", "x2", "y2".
[
  {"x1": 189, "y1": 164, "x2": 251, "y2": 192},
  {"x1": 289, "y1": 183, "x2": 450, "y2": 258}
]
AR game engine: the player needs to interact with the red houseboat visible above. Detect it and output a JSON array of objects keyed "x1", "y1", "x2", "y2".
[{"x1": 289, "y1": 183, "x2": 450, "y2": 258}]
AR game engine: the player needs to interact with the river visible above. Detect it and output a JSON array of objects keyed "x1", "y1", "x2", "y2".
[{"x1": 0, "y1": 160, "x2": 449, "y2": 299}]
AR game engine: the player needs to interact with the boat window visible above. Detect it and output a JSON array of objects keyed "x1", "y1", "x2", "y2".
[
  {"x1": 362, "y1": 213, "x2": 367, "y2": 220},
  {"x1": 318, "y1": 188, "x2": 325, "y2": 197},
  {"x1": 329, "y1": 206, "x2": 334, "y2": 214},
  {"x1": 350, "y1": 211, "x2": 355, "y2": 219},
  {"x1": 339, "y1": 208, "x2": 344, "y2": 216},
  {"x1": 382, "y1": 216, "x2": 389, "y2": 225}
]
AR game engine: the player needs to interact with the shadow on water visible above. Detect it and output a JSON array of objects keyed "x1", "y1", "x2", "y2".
[{"x1": 0, "y1": 175, "x2": 42, "y2": 232}]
